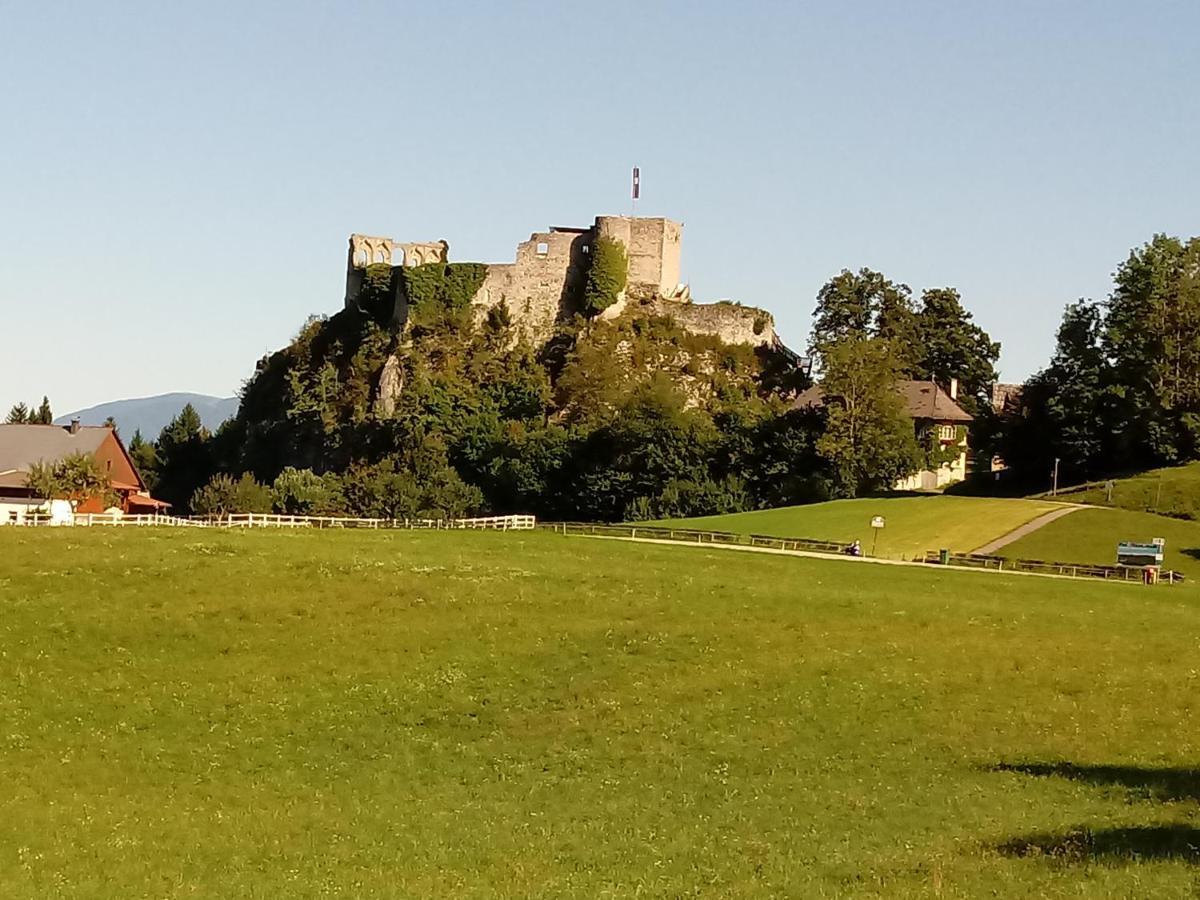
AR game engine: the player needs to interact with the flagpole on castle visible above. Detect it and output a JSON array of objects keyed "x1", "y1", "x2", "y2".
[{"x1": 631, "y1": 166, "x2": 640, "y2": 218}]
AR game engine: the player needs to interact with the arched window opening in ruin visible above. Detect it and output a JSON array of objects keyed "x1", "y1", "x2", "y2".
[{"x1": 374, "y1": 247, "x2": 389, "y2": 264}]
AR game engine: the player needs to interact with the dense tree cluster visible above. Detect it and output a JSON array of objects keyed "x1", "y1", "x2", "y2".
[
  {"x1": 998, "y1": 235, "x2": 1200, "y2": 487},
  {"x1": 809, "y1": 269, "x2": 1000, "y2": 413},
  {"x1": 806, "y1": 269, "x2": 1001, "y2": 497}
]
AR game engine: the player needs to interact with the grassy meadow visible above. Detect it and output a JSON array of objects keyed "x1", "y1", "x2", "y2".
[
  {"x1": 1049, "y1": 462, "x2": 1200, "y2": 521},
  {"x1": 655, "y1": 495, "x2": 1067, "y2": 558},
  {"x1": 2, "y1": 527, "x2": 1199, "y2": 897},
  {"x1": 1001, "y1": 506, "x2": 1200, "y2": 581}
]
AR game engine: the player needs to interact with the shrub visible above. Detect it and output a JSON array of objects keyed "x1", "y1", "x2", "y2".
[
  {"x1": 271, "y1": 467, "x2": 345, "y2": 515},
  {"x1": 340, "y1": 460, "x2": 423, "y2": 519},
  {"x1": 486, "y1": 301, "x2": 512, "y2": 332},
  {"x1": 191, "y1": 473, "x2": 273, "y2": 516},
  {"x1": 583, "y1": 236, "x2": 627, "y2": 314}
]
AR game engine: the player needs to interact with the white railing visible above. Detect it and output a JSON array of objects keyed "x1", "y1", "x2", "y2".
[
  {"x1": 214, "y1": 513, "x2": 535, "y2": 530},
  {"x1": 72, "y1": 513, "x2": 207, "y2": 528},
  {"x1": 5, "y1": 512, "x2": 536, "y2": 531}
]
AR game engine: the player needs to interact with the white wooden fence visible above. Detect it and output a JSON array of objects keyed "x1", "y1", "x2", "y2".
[
  {"x1": 6, "y1": 512, "x2": 536, "y2": 531},
  {"x1": 211, "y1": 513, "x2": 536, "y2": 530}
]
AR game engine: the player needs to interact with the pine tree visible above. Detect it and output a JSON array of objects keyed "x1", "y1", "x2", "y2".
[
  {"x1": 5, "y1": 403, "x2": 30, "y2": 424},
  {"x1": 33, "y1": 396, "x2": 53, "y2": 425},
  {"x1": 128, "y1": 429, "x2": 160, "y2": 490},
  {"x1": 153, "y1": 405, "x2": 213, "y2": 511}
]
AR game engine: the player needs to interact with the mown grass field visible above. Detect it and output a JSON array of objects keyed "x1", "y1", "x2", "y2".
[
  {"x1": 2, "y1": 528, "x2": 1199, "y2": 897},
  {"x1": 656, "y1": 495, "x2": 1067, "y2": 558},
  {"x1": 1002, "y1": 506, "x2": 1200, "y2": 581},
  {"x1": 1049, "y1": 462, "x2": 1200, "y2": 521}
]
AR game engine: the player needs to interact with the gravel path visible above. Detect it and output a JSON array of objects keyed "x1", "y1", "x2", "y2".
[{"x1": 969, "y1": 505, "x2": 1084, "y2": 555}]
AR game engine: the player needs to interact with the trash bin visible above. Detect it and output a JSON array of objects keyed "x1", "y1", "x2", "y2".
[{"x1": 938, "y1": 548, "x2": 950, "y2": 565}]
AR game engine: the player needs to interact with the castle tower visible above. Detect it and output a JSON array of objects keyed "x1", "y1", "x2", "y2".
[{"x1": 594, "y1": 216, "x2": 682, "y2": 298}]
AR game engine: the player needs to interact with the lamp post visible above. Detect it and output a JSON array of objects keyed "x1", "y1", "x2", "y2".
[{"x1": 1052, "y1": 458, "x2": 1061, "y2": 496}]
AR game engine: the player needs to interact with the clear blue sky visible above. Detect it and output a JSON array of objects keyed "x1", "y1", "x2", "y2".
[{"x1": 2, "y1": 1, "x2": 1197, "y2": 416}]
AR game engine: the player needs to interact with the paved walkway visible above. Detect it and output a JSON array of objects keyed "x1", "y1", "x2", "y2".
[{"x1": 969, "y1": 505, "x2": 1084, "y2": 555}]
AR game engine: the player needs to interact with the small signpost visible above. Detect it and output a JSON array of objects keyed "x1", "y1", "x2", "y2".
[{"x1": 870, "y1": 516, "x2": 885, "y2": 557}]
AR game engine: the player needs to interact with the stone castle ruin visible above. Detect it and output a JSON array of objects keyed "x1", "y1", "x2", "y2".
[{"x1": 344, "y1": 216, "x2": 776, "y2": 348}]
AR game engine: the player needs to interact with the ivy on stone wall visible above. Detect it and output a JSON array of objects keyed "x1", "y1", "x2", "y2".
[
  {"x1": 359, "y1": 263, "x2": 405, "y2": 331},
  {"x1": 399, "y1": 263, "x2": 488, "y2": 311},
  {"x1": 583, "y1": 236, "x2": 628, "y2": 314}
]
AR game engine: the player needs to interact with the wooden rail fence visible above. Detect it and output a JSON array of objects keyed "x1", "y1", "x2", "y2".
[
  {"x1": 540, "y1": 521, "x2": 847, "y2": 555},
  {"x1": 541, "y1": 522, "x2": 1182, "y2": 586},
  {"x1": 916, "y1": 549, "x2": 1182, "y2": 584}
]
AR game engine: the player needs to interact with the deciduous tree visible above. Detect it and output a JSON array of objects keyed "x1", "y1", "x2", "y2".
[
  {"x1": 26, "y1": 452, "x2": 110, "y2": 510},
  {"x1": 912, "y1": 287, "x2": 1000, "y2": 414},
  {"x1": 810, "y1": 269, "x2": 916, "y2": 366},
  {"x1": 815, "y1": 339, "x2": 920, "y2": 497}
]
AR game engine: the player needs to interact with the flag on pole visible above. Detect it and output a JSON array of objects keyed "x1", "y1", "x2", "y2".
[{"x1": 632, "y1": 166, "x2": 640, "y2": 200}]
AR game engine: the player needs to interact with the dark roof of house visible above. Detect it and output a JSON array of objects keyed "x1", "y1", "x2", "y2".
[
  {"x1": 0, "y1": 424, "x2": 138, "y2": 494},
  {"x1": 0, "y1": 424, "x2": 113, "y2": 474},
  {"x1": 791, "y1": 380, "x2": 974, "y2": 423}
]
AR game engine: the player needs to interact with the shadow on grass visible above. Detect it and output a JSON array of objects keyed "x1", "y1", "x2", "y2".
[
  {"x1": 993, "y1": 762, "x2": 1200, "y2": 865},
  {"x1": 999, "y1": 825, "x2": 1200, "y2": 863},
  {"x1": 1180, "y1": 548, "x2": 1200, "y2": 562},
  {"x1": 993, "y1": 762, "x2": 1200, "y2": 803}
]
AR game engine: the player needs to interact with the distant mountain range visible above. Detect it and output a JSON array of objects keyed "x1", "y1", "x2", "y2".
[{"x1": 56, "y1": 393, "x2": 239, "y2": 440}]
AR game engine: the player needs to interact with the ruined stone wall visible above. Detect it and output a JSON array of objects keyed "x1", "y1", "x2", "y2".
[
  {"x1": 345, "y1": 234, "x2": 448, "y2": 310},
  {"x1": 595, "y1": 216, "x2": 682, "y2": 297},
  {"x1": 470, "y1": 230, "x2": 590, "y2": 343},
  {"x1": 393, "y1": 241, "x2": 449, "y2": 267},
  {"x1": 647, "y1": 298, "x2": 776, "y2": 347}
]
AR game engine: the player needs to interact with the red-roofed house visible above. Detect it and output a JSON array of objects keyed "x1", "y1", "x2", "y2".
[{"x1": 0, "y1": 421, "x2": 168, "y2": 523}]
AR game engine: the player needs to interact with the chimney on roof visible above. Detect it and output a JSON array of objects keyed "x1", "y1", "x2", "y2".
[
  {"x1": 69, "y1": 418, "x2": 81, "y2": 435},
  {"x1": 948, "y1": 378, "x2": 959, "y2": 401}
]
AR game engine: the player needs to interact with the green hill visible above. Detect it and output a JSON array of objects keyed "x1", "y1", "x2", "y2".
[
  {"x1": 1044, "y1": 462, "x2": 1200, "y2": 520},
  {"x1": 1001, "y1": 506, "x2": 1200, "y2": 581},
  {"x1": 655, "y1": 495, "x2": 1067, "y2": 559}
]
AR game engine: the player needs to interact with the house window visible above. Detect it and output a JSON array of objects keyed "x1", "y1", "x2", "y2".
[
  {"x1": 938, "y1": 424, "x2": 957, "y2": 442},
  {"x1": 536, "y1": 242, "x2": 549, "y2": 256}
]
